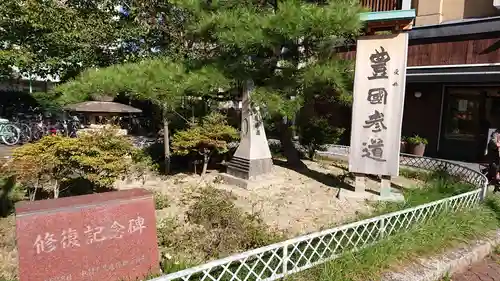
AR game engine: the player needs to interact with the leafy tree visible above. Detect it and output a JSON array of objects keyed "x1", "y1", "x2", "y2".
[
  {"x1": 6, "y1": 127, "x2": 151, "y2": 199},
  {"x1": 0, "y1": 0, "x2": 147, "y2": 80},
  {"x1": 171, "y1": 112, "x2": 239, "y2": 176}
]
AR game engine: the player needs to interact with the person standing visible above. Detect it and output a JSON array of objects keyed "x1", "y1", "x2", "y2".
[{"x1": 487, "y1": 129, "x2": 500, "y2": 193}]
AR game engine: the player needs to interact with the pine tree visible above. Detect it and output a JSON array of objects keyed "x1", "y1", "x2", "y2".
[
  {"x1": 179, "y1": 0, "x2": 363, "y2": 166},
  {"x1": 54, "y1": 0, "x2": 364, "y2": 169}
]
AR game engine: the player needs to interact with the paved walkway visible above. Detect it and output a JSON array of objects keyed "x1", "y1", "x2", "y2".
[
  {"x1": 453, "y1": 254, "x2": 500, "y2": 281},
  {"x1": 0, "y1": 145, "x2": 13, "y2": 164}
]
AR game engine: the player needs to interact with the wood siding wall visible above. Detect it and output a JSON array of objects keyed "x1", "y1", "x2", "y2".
[
  {"x1": 338, "y1": 36, "x2": 500, "y2": 66},
  {"x1": 361, "y1": 0, "x2": 400, "y2": 12},
  {"x1": 407, "y1": 37, "x2": 500, "y2": 66}
]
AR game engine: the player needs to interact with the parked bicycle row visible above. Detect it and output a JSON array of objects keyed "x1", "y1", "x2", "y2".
[{"x1": 0, "y1": 114, "x2": 81, "y2": 146}]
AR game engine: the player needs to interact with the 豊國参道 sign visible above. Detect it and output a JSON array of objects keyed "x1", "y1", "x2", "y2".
[{"x1": 349, "y1": 33, "x2": 409, "y2": 177}]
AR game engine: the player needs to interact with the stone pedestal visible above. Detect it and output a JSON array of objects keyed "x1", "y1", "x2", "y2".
[
  {"x1": 380, "y1": 175, "x2": 392, "y2": 197},
  {"x1": 226, "y1": 80, "x2": 273, "y2": 183},
  {"x1": 354, "y1": 173, "x2": 366, "y2": 192},
  {"x1": 379, "y1": 175, "x2": 405, "y2": 202},
  {"x1": 338, "y1": 173, "x2": 404, "y2": 202}
]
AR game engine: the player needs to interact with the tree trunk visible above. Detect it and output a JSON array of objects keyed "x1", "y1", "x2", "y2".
[
  {"x1": 277, "y1": 118, "x2": 307, "y2": 169},
  {"x1": 201, "y1": 158, "x2": 209, "y2": 177},
  {"x1": 163, "y1": 108, "x2": 171, "y2": 174},
  {"x1": 53, "y1": 180, "x2": 59, "y2": 199},
  {"x1": 308, "y1": 145, "x2": 315, "y2": 160},
  {"x1": 201, "y1": 152, "x2": 210, "y2": 177},
  {"x1": 30, "y1": 179, "x2": 39, "y2": 201}
]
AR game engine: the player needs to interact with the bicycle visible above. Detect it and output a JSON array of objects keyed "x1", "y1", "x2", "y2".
[
  {"x1": 29, "y1": 113, "x2": 49, "y2": 141},
  {"x1": 0, "y1": 118, "x2": 20, "y2": 146},
  {"x1": 11, "y1": 115, "x2": 33, "y2": 144},
  {"x1": 63, "y1": 115, "x2": 81, "y2": 138}
]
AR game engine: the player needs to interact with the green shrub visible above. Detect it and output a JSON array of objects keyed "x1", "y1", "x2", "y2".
[
  {"x1": 156, "y1": 186, "x2": 282, "y2": 263},
  {"x1": 186, "y1": 186, "x2": 282, "y2": 258},
  {"x1": 298, "y1": 116, "x2": 345, "y2": 159},
  {"x1": 6, "y1": 127, "x2": 153, "y2": 199},
  {"x1": 153, "y1": 191, "x2": 170, "y2": 210},
  {"x1": 0, "y1": 176, "x2": 25, "y2": 216}
]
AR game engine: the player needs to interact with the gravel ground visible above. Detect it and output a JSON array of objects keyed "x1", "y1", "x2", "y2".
[
  {"x1": 0, "y1": 216, "x2": 16, "y2": 281},
  {"x1": 117, "y1": 160, "x2": 418, "y2": 236}
]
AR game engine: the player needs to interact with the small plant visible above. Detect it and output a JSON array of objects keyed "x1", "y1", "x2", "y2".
[
  {"x1": 212, "y1": 175, "x2": 223, "y2": 184},
  {"x1": 161, "y1": 256, "x2": 194, "y2": 275},
  {"x1": 298, "y1": 116, "x2": 345, "y2": 159},
  {"x1": 153, "y1": 191, "x2": 170, "y2": 210},
  {"x1": 440, "y1": 273, "x2": 452, "y2": 281},
  {"x1": 185, "y1": 186, "x2": 282, "y2": 258},
  {"x1": 407, "y1": 135, "x2": 428, "y2": 145},
  {"x1": 172, "y1": 112, "x2": 239, "y2": 176},
  {"x1": 494, "y1": 245, "x2": 500, "y2": 255}
]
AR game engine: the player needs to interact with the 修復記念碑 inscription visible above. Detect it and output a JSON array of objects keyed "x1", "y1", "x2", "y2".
[{"x1": 15, "y1": 189, "x2": 160, "y2": 281}]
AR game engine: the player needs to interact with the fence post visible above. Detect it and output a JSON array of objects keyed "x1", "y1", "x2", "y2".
[
  {"x1": 379, "y1": 218, "x2": 385, "y2": 239},
  {"x1": 283, "y1": 245, "x2": 288, "y2": 275},
  {"x1": 480, "y1": 182, "x2": 488, "y2": 201}
]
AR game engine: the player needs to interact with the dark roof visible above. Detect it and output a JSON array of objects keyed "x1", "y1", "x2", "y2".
[
  {"x1": 410, "y1": 16, "x2": 500, "y2": 40},
  {"x1": 64, "y1": 101, "x2": 142, "y2": 113}
]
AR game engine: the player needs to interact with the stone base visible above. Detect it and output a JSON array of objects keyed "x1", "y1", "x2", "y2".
[
  {"x1": 337, "y1": 188, "x2": 405, "y2": 202},
  {"x1": 226, "y1": 156, "x2": 273, "y2": 180},
  {"x1": 219, "y1": 173, "x2": 263, "y2": 189},
  {"x1": 379, "y1": 192, "x2": 405, "y2": 202}
]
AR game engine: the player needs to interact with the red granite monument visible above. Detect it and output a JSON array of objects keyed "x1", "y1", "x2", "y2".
[{"x1": 15, "y1": 188, "x2": 160, "y2": 281}]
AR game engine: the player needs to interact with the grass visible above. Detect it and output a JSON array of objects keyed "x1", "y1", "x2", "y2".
[
  {"x1": 370, "y1": 176, "x2": 475, "y2": 216},
  {"x1": 286, "y1": 183, "x2": 500, "y2": 281},
  {"x1": 292, "y1": 203, "x2": 499, "y2": 281},
  {"x1": 399, "y1": 167, "x2": 433, "y2": 181}
]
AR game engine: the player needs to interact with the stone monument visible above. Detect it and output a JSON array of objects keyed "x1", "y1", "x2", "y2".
[
  {"x1": 15, "y1": 189, "x2": 160, "y2": 281},
  {"x1": 225, "y1": 80, "x2": 273, "y2": 185}
]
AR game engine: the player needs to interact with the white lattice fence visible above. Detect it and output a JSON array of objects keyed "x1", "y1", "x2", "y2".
[{"x1": 151, "y1": 150, "x2": 487, "y2": 281}]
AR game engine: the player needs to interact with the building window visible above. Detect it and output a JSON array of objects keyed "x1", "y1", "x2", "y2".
[{"x1": 444, "y1": 91, "x2": 480, "y2": 140}]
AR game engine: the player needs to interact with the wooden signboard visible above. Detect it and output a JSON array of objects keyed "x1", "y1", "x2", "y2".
[{"x1": 349, "y1": 33, "x2": 409, "y2": 176}]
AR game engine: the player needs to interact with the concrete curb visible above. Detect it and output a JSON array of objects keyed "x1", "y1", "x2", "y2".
[{"x1": 382, "y1": 230, "x2": 500, "y2": 281}]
